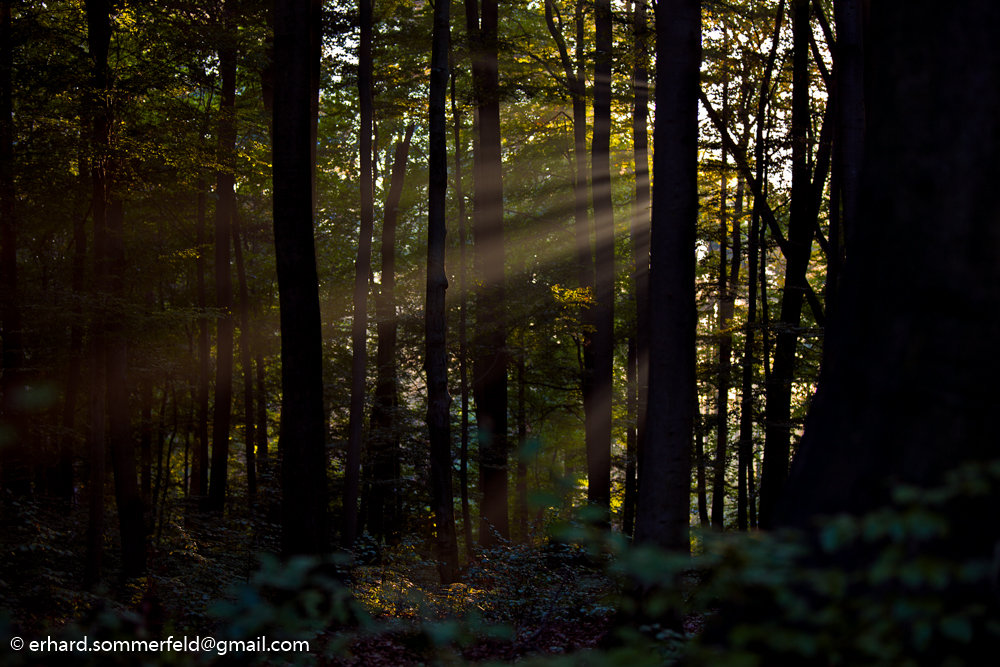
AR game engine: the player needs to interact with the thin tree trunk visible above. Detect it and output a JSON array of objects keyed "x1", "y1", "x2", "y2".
[
  {"x1": 0, "y1": 0, "x2": 27, "y2": 496},
  {"x1": 738, "y1": 0, "x2": 783, "y2": 532},
  {"x1": 107, "y1": 198, "x2": 146, "y2": 578},
  {"x1": 589, "y1": 0, "x2": 614, "y2": 519},
  {"x1": 83, "y1": 0, "x2": 111, "y2": 589},
  {"x1": 344, "y1": 0, "x2": 373, "y2": 550},
  {"x1": 634, "y1": 0, "x2": 700, "y2": 554},
  {"x1": 630, "y1": 0, "x2": 650, "y2": 517},
  {"x1": 695, "y1": 401, "x2": 708, "y2": 527},
  {"x1": 55, "y1": 171, "x2": 89, "y2": 503},
  {"x1": 427, "y1": 0, "x2": 458, "y2": 582},
  {"x1": 623, "y1": 335, "x2": 637, "y2": 536},
  {"x1": 450, "y1": 50, "x2": 473, "y2": 560},
  {"x1": 274, "y1": 0, "x2": 328, "y2": 557},
  {"x1": 465, "y1": 0, "x2": 508, "y2": 546},
  {"x1": 370, "y1": 125, "x2": 414, "y2": 544},
  {"x1": 140, "y1": 375, "x2": 153, "y2": 506},
  {"x1": 255, "y1": 351, "x2": 268, "y2": 462},
  {"x1": 208, "y1": 0, "x2": 237, "y2": 514},
  {"x1": 760, "y1": 0, "x2": 815, "y2": 529},
  {"x1": 193, "y1": 181, "x2": 209, "y2": 501},
  {"x1": 233, "y1": 209, "x2": 256, "y2": 500},
  {"x1": 711, "y1": 45, "x2": 732, "y2": 530}
]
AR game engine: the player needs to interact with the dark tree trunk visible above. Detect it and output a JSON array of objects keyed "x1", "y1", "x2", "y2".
[
  {"x1": 427, "y1": 0, "x2": 458, "y2": 582},
  {"x1": 630, "y1": 0, "x2": 650, "y2": 526},
  {"x1": 834, "y1": 0, "x2": 863, "y2": 253},
  {"x1": 208, "y1": 0, "x2": 237, "y2": 514},
  {"x1": 738, "y1": 0, "x2": 784, "y2": 532},
  {"x1": 634, "y1": 0, "x2": 700, "y2": 553},
  {"x1": 623, "y1": 335, "x2": 637, "y2": 537},
  {"x1": 233, "y1": 211, "x2": 255, "y2": 500},
  {"x1": 273, "y1": 0, "x2": 328, "y2": 557},
  {"x1": 450, "y1": 52, "x2": 473, "y2": 559},
  {"x1": 695, "y1": 403, "x2": 709, "y2": 527},
  {"x1": 255, "y1": 351, "x2": 268, "y2": 462},
  {"x1": 759, "y1": 0, "x2": 814, "y2": 529},
  {"x1": 465, "y1": 0, "x2": 509, "y2": 546},
  {"x1": 778, "y1": 2, "x2": 1000, "y2": 621},
  {"x1": 191, "y1": 181, "x2": 209, "y2": 501},
  {"x1": 369, "y1": 125, "x2": 413, "y2": 544},
  {"x1": 343, "y1": 0, "x2": 373, "y2": 550},
  {"x1": 54, "y1": 161, "x2": 90, "y2": 504},
  {"x1": 140, "y1": 376, "x2": 153, "y2": 506},
  {"x1": 83, "y1": 0, "x2": 111, "y2": 589},
  {"x1": 711, "y1": 52, "x2": 732, "y2": 530},
  {"x1": 0, "y1": 0, "x2": 27, "y2": 496},
  {"x1": 107, "y1": 198, "x2": 146, "y2": 578},
  {"x1": 588, "y1": 0, "x2": 614, "y2": 520}
]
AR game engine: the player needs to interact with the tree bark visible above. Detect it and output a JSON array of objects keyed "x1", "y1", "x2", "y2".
[
  {"x1": 629, "y1": 0, "x2": 650, "y2": 532},
  {"x1": 711, "y1": 42, "x2": 733, "y2": 530},
  {"x1": 274, "y1": 0, "x2": 328, "y2": 557},
  {"x1": 233, "y1": 210, "x2": 256, "y2": 500},
  {"x1": 759, "y1": 0, "x2": 815, "y2": 529},
  {"x1": 778, "y1": 1, "x2": 1000, "y2": 612},
  {"x1": 343, "y1": 0, "x2": 373, "y2": 550},
  {"x1": 369, "y1": 125, "x2": 413, "y2": 544},
  {"x1": 193, "y1": 180, "x2": 209, "y2": 502},
  {"x1": 738, "y1": 0, "x2": 784, "y2": 532},
  {"x1": 82, "y1": 0, "x2": 111, "y2": 589},
  {"x1": 465, "y1": 0, "x2": 509, "y2": 546},
  {"x1": 0, "y1": 0, "x2": 27, "y2": 496},
  {"x1": 634, "y1": 0, "x2": 700, "y2": 553},
  {"x1": 107, "y1": 198, "x2": 146, "y2": 578},
  {"x1": 833, "y1": 0, "x2": 864, "y2": 253},
  {"x1": 589, "y1": 0, "x2": 614, "y2": 520},
  {"x1": 427, "y1": 0, "x2": 458, "y2": 582},
  {"x1": 450, "y1": 50, "x2": 473, "y2": 559},
  {"x1": 208, "y1": 0, "x2": 237, "y2": 514}
]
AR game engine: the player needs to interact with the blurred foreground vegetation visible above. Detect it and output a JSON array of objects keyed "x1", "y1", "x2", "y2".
[{"x1": 3, "y1": 460, "x2": 999, "y2": 666}]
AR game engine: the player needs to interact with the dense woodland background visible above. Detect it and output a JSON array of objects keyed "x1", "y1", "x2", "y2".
[{"x1": 2, "y1": 0, "x2": 1000, "y2": 664}]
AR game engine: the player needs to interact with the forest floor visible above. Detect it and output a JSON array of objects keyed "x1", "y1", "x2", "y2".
[{"x1": 0, "y1": 489, "x2": 671, "y2": 665}]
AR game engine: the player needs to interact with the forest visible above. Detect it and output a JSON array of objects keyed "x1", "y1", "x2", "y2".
[{"x1": 2, "y1": 0, "x2": 1000, "y2": 664}]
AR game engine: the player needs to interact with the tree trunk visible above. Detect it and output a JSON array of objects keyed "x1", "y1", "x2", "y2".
[
  {"x1": 343, "y1": 0, "x2": 373, "y2": 550},
  {"x1": 0, "y1": 0, "x2": 27, "y2": 496},
  {"x1": 450, "y1": 51, "x2": 473, "y2": 560},
  {"x1": 83, "y1": 0, "x2": 111, "y2": 590},
  {"x1": 711, "y1": 50, "x2": 732, "y2": 530},
  {"x1": 630, "y1": 0, "x2": 650, "y2": 528},
  {"x1": 695, "y1": 402, "x2": 709, "y2": 527},
  {"x1": 233, "y1": 210, "x2": 255, "y2": 500},
  {"x1": 778, "y1": 2, "x2": 1000, "y2": 625},
  {"x1": 833, "y1": 0, "x2": 864, "y2": 254},
  {"x1": 634, "y1": 0, "x2": 700, "y2": 553},
  {"x1": 465, "y1": 0, "x2": 509, "y2": 546},
  {"x1": 193, "y1": 180, "x2": 209, "y2": 501},
  {"x1": 273, "y1": 0, "x2": 328, "y2": 557},
  {"x1": 140, "y1": 376, "x2": 153, "y2": 506},
  {"x1": 107, "y1": 198, "x2": 146, "y2": 578},
  {"x1": 738, "y1": 0, "x2": 784, "y2": 532},
  {"x1": 624, "y1": 335, "x2": 637, "y2": 536},
  {"x1": 255, "y1": 351, "x2": 268, "y2": 462},
  {"x1": 427, "y1": 0, "x2": 458, "y2": 582},
  {"x1": 369, "y1": 125, "x2": 413, "y2": 544},
  {"x1": 54, "y1": 160, "x2": 89, "y2": 504},
  {"x1": 208, "y1": 0, "x2": 237, "y2": 514},
  {"x1": 759, "y1": 0, "x2": 814, "y2": 529}
]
